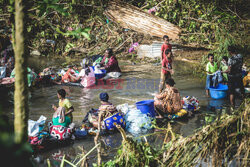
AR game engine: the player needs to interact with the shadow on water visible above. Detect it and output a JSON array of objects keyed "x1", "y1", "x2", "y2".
[{"x1": 0, "y1": 57, "x2": 244, "y2": 166}]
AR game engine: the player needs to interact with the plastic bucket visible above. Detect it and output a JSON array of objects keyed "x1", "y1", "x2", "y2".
[
  {"x1": 209, "y1": 99, "x2": 224, "y2": 109},
  {"x1": 95, "y1": 69, "x2": 106, "y2": 79},
  {"x1": 91, "y1": 66, "x2": 106, "y2": 79},
  {"x1": 209, "y1": 84, "x2": 228, "y2": 99},
  {"x1": 135, "y1": 100, "x2": 155, "y2": 117}
]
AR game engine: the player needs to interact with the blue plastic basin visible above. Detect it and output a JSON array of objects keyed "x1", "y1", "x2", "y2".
[
  {"x1": 209, "y1": 84, "x2": 228, "y2": 99},
  {"x1": 91, "y1": 66, "x2": 106, "y2": 79},
  {"x1": 135, "y1": 100, "x2": 155, "y2": 117}
]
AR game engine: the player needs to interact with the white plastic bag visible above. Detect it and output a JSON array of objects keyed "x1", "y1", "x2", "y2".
[
  {"x1": 124, "y1": 105, "x2": 152, "y2": 135},
  {"x1": 116, "y1": 103, "x2": 130, "y2": 115},
  {"x1": 28, "y1": 115, "x2": 47, "y2": 137},
  {"x1": 94, "y1": 65, "x2": 102, "y2": 74}
]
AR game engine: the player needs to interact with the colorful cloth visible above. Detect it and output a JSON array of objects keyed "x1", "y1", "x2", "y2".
[
  {"x1": 182, "y1": 96, "x2": 199, "y2": 111},
  {"x1": 48, "y1": 123, "x2": 72, "y2": 140},
  {"x1": 52, "y1": 116, "x2": 71, "y2": 127},
  {"x1": 104, "y1": 56, "x2": 121, "y2": 73},
  {"x1": 10, "y1": 67, "x2": 36, "y2": 87},
  {"x1": 211, "y1": 71, "x2": 223, "y2": 87},
  {"x1": 206, "y1": 62, "x2": 218, "y2": 75},
  {"x1": 161, "y1": 43, "x2": 172, "y2": 60},
  {"x1": 53, "y1": 106, "x2": 66, "y2": 123},
  {"x1": 93, "y1": 57, "x2": 103, "y2": 66},
  {"x1": 100, "y1": 56, "x2": 109, "y2": 66},
  {"x1": 103, "y1": 112, "x2": 125, "y2": 131},
  {"x1": 61, "y1": 68, "x2": 78, "y2": 83}
]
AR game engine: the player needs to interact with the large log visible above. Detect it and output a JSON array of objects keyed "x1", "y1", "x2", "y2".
[{"x1": 104, "y1": 0, "x2": 181, "y2": 40}]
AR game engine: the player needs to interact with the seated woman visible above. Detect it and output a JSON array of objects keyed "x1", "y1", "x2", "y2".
[
  {"x1": 61, "y1": 65, "x2": 79, "y2": 83},
  {"x1": 78, "y1": 61, "x2": 95, "y2": 88},
  {"x1": 154, "y1": 78, "x2": 183, "y2": 118},
  {"x1": 101, "y1": 48, "x2": 121, "y2": 79},
  {"x1": 48, "y1": 106, "x2": 74, "y2": 140},
  {"x1": 89, "y1": 92, "x2": 118, "y2": 130}
]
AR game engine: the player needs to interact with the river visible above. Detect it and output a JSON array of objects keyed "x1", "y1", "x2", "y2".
[{"x1": 1, "y1": 54, "x2": 240, "y2": 167}]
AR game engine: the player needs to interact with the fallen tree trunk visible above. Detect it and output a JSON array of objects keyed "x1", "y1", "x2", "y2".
[{"x1": 104, "y1": 0, "x2": 181, "y2": 40}]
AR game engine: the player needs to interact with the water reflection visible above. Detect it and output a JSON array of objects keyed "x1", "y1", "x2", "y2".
[{"x1": 1, "y1": 59, "x2": 240, "y2": 166}]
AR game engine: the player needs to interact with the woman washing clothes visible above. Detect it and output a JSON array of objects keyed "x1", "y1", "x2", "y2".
[
  {"x1": 78, "y1": 59, "x2": 95, "y2": 88},
  {"x1": 100, "y1": 48, "x2": 121, "y2": 79},
  {"x1": 154, "y1": 78, "x2": 183, "y2": 118},
  {"x1": 89, "y1": 93, "x2": 117, "y2": 129},
  {"x1": 88, "y1": 92, "x2": 124, "y2": 132},
  {"x1": 50, "y1": 89, "x2": 75, "y2": 140},
  {"x1": 52, "y1": 89, "x2": 74, "y2": 122},
  {"x1": 48, "y1": 106, "x2": 74, "y2": 140}
]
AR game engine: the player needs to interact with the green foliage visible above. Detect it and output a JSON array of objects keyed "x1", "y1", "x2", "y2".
[
  {"x1": 101, "y1": 137, "x2": 161, "y2": 167},
  {"x1": 102, "y1": 100, "x2": 250, "y2": 167},
  {"x1": 139, "y1": 0, "x2": 248, "y2": 55},
  {"x1": 37, "y1": 0, "x2": 69, "y2": 17},
  {"x1": 64, "y1": 27, "x2": 91, "y2": 40}
]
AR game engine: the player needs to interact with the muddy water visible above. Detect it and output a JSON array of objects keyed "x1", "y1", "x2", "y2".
[{"x1": 1, "y1": 56, "x2": 236, "y2": 166}]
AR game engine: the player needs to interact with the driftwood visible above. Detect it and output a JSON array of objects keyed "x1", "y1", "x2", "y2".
[{"x1": 104, "y1": 0, "x2": 181, "y2": 40}]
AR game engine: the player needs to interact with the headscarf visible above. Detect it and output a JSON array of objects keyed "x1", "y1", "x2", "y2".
[
  {"x1": 99, "y1": 92, "x2": 109, "y2": 102},
  {"x1": 53, "y1": 106, "x2": 65, "y2": 123}
]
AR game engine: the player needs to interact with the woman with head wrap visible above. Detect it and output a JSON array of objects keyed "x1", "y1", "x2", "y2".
[{"x1": 88, "y1": 92, "x2": 118, "y2": 130}]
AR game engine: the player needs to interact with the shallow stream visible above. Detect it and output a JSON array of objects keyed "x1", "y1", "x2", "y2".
[{"x1": 1, "y1": 54, "x2": 241, "y2": 167}]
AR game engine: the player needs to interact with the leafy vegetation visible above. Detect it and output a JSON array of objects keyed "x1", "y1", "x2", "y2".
[
  {"x1": 101, "y1": 99, "x2": 250, "y2": 166},
  {"x1": 1, "y1": 0, "x2": 248, "y2": 59}
]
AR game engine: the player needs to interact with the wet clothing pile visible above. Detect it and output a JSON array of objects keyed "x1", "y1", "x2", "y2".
[
  {"x1": 182, "y1": 96, "x2": 199, "y2": 111},
  {"x1": 211, "y1": 71, "x2": 223, "y2": 87},
  {"x1": 10, "y1": 67, "x2": 37, "y2": 87}
]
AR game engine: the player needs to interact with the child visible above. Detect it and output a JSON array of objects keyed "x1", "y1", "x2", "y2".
[
  {"x1": 161, "y1": 35, "x2": 172, "y2": 60},
  {"x1": 220, "y1": 56, "x2": 228, "y2": 84},
  {"x1": 205, "y1": 54, "x2": 218, "y2": 97},
  {"x1": 159, "y1": 49, "x2": 174, "y2": 93},
  {"x1": 52, "y1": 89, "x2": 74, "y2": 122}
]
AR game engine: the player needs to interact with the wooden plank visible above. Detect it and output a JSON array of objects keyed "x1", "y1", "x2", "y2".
[{"x1": 104, "y1": 0, "x2": 181, "y2": 40}]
